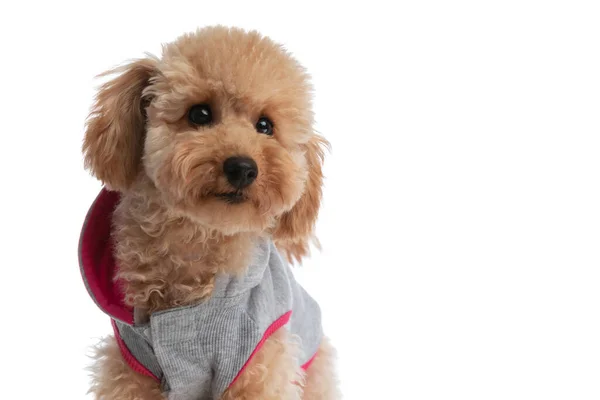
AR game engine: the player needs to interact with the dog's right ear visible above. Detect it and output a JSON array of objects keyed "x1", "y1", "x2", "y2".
[{"x1": 83, "y1": 58, "x2": 157, "y2": 191}]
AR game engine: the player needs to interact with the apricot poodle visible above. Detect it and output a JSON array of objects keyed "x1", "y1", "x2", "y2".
[{"x1": 78, "y1": 26, "x2": 339, "y2": 399}]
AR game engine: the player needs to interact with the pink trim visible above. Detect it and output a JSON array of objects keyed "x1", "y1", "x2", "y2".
[
  {"x1": 301, "y1": 351, "x2": 318, "y2": 371},
  {"x1": 229, "y1": 311, "x2": 293, "y2": 387},
  {"x1": 111, "y1": 320, "x2": 160, "y2": 381}
]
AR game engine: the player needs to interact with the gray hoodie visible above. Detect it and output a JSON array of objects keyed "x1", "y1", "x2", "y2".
[{"x1": 79, "y1": 189, "x2": 322, "y2": 399}]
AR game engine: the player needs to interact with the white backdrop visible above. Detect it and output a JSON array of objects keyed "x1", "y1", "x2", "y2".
[{"x1": 1, "y1": 1, "x2": 599, "y2": 399}]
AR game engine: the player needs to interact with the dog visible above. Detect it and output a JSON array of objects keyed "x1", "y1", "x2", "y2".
[{"x1": 79, "y1": 26, "x2": 339, "y2": 400}]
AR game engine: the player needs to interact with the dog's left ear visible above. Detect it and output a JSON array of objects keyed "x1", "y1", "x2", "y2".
[
  {"x1": 83, "y1": 58, "x2": 157, "y2": 192},
  {"x1": 274, "y1": 135, "x2": 329, "y2": 263}
]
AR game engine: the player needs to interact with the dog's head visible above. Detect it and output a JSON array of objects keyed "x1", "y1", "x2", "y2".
[{"x1": 83, "y1": 27, "x2": 326, "y2": 262}]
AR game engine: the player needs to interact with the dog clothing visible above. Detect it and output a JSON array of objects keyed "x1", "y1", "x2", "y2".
[{"x1": 79, "y1": 189, "x2": 322, "y2": 399}]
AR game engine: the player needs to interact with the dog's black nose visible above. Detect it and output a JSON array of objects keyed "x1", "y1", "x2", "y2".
[{"x1": 223, "y1": 156, "x2": 258, "y2": 189}]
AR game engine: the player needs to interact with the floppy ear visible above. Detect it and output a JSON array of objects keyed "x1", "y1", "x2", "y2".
[
  {"x1": 83, "y1": 58, "x2": 156, "y2": 191},
  {"x1": 274, "y1": 135, "x2": 329, "y2": 264}
]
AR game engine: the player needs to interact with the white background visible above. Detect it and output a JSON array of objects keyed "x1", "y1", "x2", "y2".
[{"x1": 1, "y1": 1, "x2": 599, "y2": 399}]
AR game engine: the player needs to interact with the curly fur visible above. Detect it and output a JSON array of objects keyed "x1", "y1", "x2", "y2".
[
  {"x1": 88, "y1": 336, "x2": 164, "y2": 400},
  {"x1": 83, "y1": 26, "x2": 338, "y2": 399},
  {"x1": 221, "y1": 328, "x2": 303, "y2": 400},
  {"x1": 302, "y1": 338, "x2": 342, "y2": 400}
]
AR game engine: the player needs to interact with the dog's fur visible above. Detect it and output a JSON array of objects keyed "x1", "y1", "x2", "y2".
[{"x1": 83, "y1": 26, "x2": 339, "y2": 399}]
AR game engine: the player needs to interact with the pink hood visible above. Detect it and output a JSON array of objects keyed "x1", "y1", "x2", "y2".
[{"x1": 79, "y1": 189, "x2": 134, "y2": 324}]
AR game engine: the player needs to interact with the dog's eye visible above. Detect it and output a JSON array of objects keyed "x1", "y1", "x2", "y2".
[
  {"x1": 255, "y1": 117, "x2": 273, "y2": 135},
  {"x1": 188, "y1": 104, "x2": 212, "y2": 126}
]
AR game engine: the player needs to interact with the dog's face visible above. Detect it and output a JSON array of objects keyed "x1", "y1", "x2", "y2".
[
  {"x1": 143, "y1": 29, "x2": 318, "y2": 233},
  {"x1": 84, "y1": 27, "x2": 326, "y2": 258}
]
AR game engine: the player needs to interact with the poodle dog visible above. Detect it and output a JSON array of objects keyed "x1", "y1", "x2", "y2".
[{"x1": 79, "y1": 26, "x2": 339, "y2": 400}]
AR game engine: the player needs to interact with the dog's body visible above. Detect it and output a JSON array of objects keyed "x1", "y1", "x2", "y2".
[{"x1": 81, "y1": 27, "x2": 339, "y2": 399}]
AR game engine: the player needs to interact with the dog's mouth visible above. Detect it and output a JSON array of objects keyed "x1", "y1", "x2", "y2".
[{"x1": 214, "y1": 191, "x2": 248, "y2": 204}]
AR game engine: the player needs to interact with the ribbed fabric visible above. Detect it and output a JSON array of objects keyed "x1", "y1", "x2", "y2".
[{"x1": 113, "y1": 320, "x2": 163, "y2": 381}]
